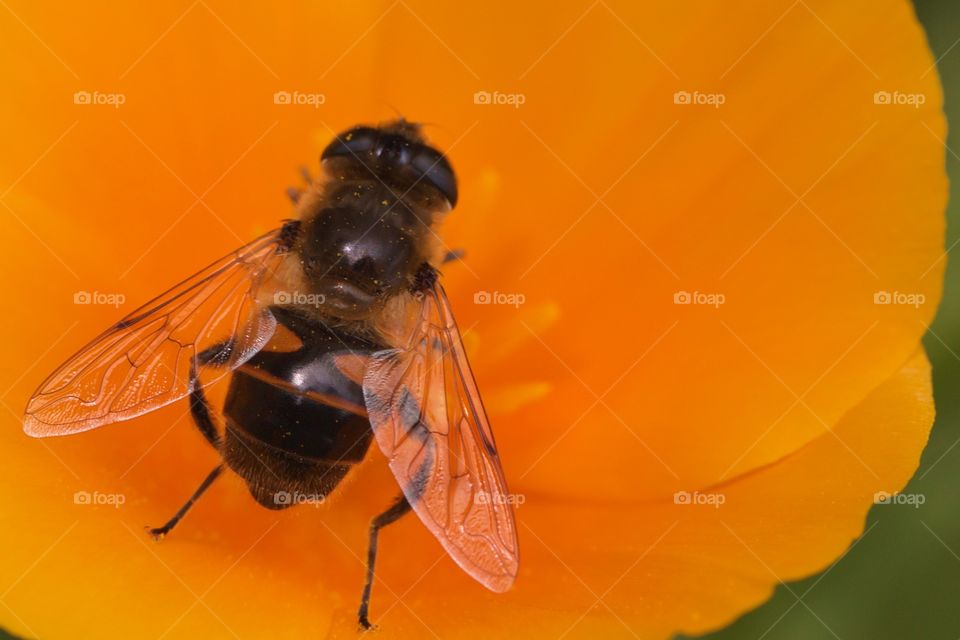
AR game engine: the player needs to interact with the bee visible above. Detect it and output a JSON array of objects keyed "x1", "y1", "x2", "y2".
[{"x1": 22, "y1": 119, "x2": 519, "y2": 629}]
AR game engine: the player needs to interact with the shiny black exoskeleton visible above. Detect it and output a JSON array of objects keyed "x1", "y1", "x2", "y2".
[{"x1": 221, "y1": 305, "x2": 385, "y2": 509}]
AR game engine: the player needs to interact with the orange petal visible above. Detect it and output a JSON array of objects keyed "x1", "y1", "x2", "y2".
[
  {"x1": 388, "y1": 0, "x2": 946, "y2": 501},
  {"x1": 0, "y1": 347, "x2": 932, "y2": 639},
  {"x1": 336, "y1": 349, "x2": 934, "y2": 638}
]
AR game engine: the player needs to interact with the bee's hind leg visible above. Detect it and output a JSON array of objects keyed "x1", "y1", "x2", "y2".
[
  {"x1": 357, "y1": 494, "x2": 412, "y2": 630},
  {"x1": 146, "y1": 341, "x2": 231, "y2": 541},
  {"x1": 188, "y1": 340, "x2": 235, "y2": 449},
  {"x1": 146, "y1": 464, "x2": 223, "y2": 540}
]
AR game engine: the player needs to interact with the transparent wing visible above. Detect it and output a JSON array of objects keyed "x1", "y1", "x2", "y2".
[
  {"x1": 24, "y1": 224, "x2": 299, "y2": 437},
  {"x1": 363, "y1": 282, "x2": 519, "y2": 591}
]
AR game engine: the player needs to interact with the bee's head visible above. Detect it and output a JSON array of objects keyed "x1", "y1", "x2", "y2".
[{"x1": 320, "y1": 120, "x2": 458, "y2": 209}]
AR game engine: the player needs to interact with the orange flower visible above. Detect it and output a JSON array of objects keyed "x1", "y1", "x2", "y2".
[{"x1": 0, "y1": 1, "x2": 945, "y2": 638}]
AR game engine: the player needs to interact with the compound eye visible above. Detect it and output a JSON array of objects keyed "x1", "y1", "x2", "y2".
[
  {"x1": 321, "y1": 127, "x2": 380, "y2": 161},
  {"x1": 411, "y1": 146, "x2": 458, "y2": 207}
]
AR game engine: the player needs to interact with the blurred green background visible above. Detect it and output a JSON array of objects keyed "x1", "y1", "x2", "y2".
[{"x1": 691, "y1": 0, "x2": 960, "y2": 638}]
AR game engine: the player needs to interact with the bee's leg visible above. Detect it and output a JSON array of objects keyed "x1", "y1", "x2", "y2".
[
  {"x1": 358, "y1": 494, "x2": 412, "y2": 630},
  {"x1": 188, "y1": 362, "x2": 220, "y2": 449},
  {"x1": 442, "y1": 248, "x2": 465, "y2": 264},
  {"x1": 145, "y1": 341, "x2": 232, "y2": 541},
  {"x1": 146, "y1": 464, "x2": 223, "y2": 540},
  {"x1": 287, "y1": 166, "x2": 313, "y2": 204},
  {"x1": 190, "y1": 338, "x2": 238, "y2": 449}
]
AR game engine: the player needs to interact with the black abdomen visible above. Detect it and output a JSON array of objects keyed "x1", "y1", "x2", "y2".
[{"x1": 221, "y1": 306, "x2": 384, "y2": 509}]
